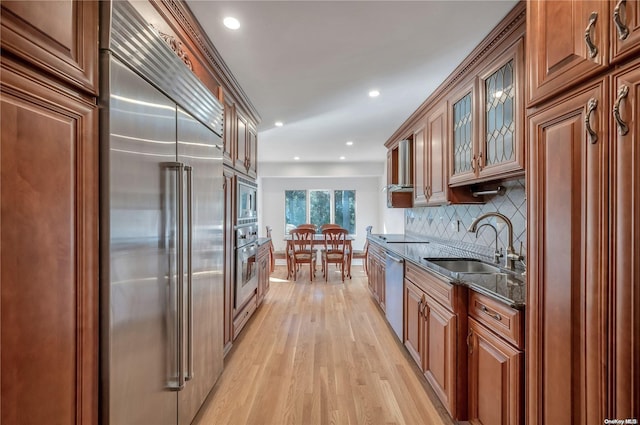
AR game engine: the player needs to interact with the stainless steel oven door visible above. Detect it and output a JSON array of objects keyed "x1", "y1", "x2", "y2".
[{"x1": 235, "y1": 242, "x2": 258, "y2": 309}]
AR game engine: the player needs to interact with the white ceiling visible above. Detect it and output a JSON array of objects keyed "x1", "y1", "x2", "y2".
[{"x1": 186, "y1": 0, "x2": 519, "y2": 164}]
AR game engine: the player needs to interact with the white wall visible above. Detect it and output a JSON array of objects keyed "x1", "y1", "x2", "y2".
[{"x1": 259, "y1": 175, "x2": 381, "y2": 252}]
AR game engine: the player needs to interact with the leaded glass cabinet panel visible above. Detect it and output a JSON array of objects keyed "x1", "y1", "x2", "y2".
[
  {"x1": 477, "y1": 38, "x2": 524, "y2": 180},
  {"x1": 449, "y1": 82, "x2": 477, "y2": 185}
]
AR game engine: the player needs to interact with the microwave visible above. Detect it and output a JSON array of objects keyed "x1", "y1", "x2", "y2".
[{"x1": 237, "y1": 177, "x2": 257, "y2": 225}]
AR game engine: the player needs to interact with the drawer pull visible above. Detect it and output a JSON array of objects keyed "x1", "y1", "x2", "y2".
[
  {"x1": 584, "y1": 12, "x2": 599, "y2": 58},
  {"x1": 481, "y1": 305, "x2": 502, "y2": 321}
]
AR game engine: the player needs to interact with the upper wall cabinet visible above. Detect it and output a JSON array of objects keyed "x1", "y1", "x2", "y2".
[
  {"x1": 528, "y1": 0, "x2": 640, "y2": 106},
  {"x1": 449, "y1": 38, "x2": 525, "y2": 186},
  {"x1": 386, "y1": 2, "x2": 525, "y2": 205},
  {"x1": 611, "y1": 0, "x2": 640, "y2": 63},
  {"x1": 0, "y1": 1, "x2": 98, "y2": 95},
  {"x1": 223, "y1": 93, "x2": 258, "y2": 179},
  {"x1": 223, "y1": 99, "x2": 236, "y2": 164}
]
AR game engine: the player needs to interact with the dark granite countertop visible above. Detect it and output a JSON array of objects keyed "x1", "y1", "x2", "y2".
[
  {"x1": 368, "y1": 234, "x2": 525, "y2": 309},
  {"x1": 256, "y1": 237, "x2": 271, "y2": 247}
]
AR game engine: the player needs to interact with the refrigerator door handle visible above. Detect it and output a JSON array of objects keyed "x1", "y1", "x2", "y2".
[
  {"x1": 164, "y1": 161, "x2": 185, "y2": 391},
  {"x1": 185, "y1": 165, "x2": 194, "y2": 381}
]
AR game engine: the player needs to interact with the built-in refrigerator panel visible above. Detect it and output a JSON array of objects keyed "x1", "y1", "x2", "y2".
[
  {"x1": 103, "y1": 54, "x2": 179, "y2": 425},
  {"x1": 176, "y1": 108, "x2": 224, "y2": 425}
]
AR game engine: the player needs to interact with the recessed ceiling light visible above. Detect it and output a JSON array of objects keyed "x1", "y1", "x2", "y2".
[
  {"x1": 294, "y1": 156, "x2": 300, "y2": 161},
  {"x1": 275, "y1": 121, "x2": 283, "y2": 127},
  {"x1": 223, "y1": 17, "x2": 240, "y2": 30},
  {"x1": 368, "y1": 90, "x2": 380, "y2": 98},
  {"x1": 340, "y1": 156, "x2": 346, "y2": 160},
  {"x1": 346, "y1": 141, "x2": 354, "y2": 146}
]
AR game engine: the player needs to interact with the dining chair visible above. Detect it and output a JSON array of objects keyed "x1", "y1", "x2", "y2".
[
  {"x1": 350, "y1": 225, "x2": 372, "y2": 276},
  {"x1": 319, "y1": 223, "x2": 341, "y2": 232},
  {"x1": 289, "y1": 228, "x2": 317, "y2": 282},
  {"x1": 296, "y1": 223, "x2": 317, "y2": 232},
  {"x1": 321, "y1": 227, "x2": 349, "y2": 282}
]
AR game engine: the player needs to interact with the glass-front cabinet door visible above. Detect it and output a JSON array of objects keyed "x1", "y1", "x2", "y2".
[
  {"x1": 477, "y1": 38, "x2": 524, "y2": 180},
  {"x1": 449, "y1": 37, "x2": 524, "y2": 186},
  {"x1": 449, "y1": 83, "x2": 476, "y2": 185}
]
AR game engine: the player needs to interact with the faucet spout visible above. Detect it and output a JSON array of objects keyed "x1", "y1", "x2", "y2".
[{"x1": 468, "y1": 212, "x2": 518, "y2": 270}]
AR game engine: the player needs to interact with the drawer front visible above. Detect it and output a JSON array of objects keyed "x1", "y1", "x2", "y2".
[
  {"x1": 405, "y1": 262, "x2": 454, "y2": 310},
  {"x1": 469, "y1": 291, "x2": 523, "y2": 349}
]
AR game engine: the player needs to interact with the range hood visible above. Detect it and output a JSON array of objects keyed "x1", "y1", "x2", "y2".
[{"x1": 388, "y1": 139, "x2": 413, "y2": 192}]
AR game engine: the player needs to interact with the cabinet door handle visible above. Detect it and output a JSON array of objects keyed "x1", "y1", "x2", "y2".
[
  {"x1": 585, "y1": 98, "x2": 598, "y2": 144},
  {"x1": 471, "y1": 154, "x2": 476, "y2": 173},
  {"x1": 477, "y1": 152, "x2": 483, "y2": 171},
  {"x1": 481, "y1": 305, "x2": 502, "y2": 321},
  {"x1": 584, "y1": 12, "x2": 599, "y2": 59},
  {"x1": 614, "y1": 0, "x2": 630, "y2": 40},
  {"x1": 613, "y1": 85, "x2": 630, "y2": 136},
  {"x1": 467, "y1": 330, "x2": 473, "y2": 354}
]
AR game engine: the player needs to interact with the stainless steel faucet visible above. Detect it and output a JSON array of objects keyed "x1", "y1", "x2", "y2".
[
  {"x1": 468, "y1": 212, "x2": 522, "y2": 271},
  {"x1": 475, "y1": 223, "x2": 503, "y2": 264}
]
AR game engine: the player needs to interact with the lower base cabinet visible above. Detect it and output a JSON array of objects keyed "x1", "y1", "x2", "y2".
[
  {"x1": 366, "y1": 243, "x2": 386, "y2": 311},
  {"x1": 257, "y1": 242, "x2": 270, "y2": 305},
  {"x1": 468, "y1": 318, "x2": 523, "y2": 425},
  {"x1": 403, "y1": 264, "x2": 464, "y2": 419}
]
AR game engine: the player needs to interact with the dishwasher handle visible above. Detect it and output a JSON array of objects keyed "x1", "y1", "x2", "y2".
[{"x1": 386, "y1": 254, "x2": 404, "y2": 264}]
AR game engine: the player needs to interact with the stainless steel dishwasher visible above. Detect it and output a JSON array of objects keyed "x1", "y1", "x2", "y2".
[{"x1": 385, "y1": 252, "x2": 404, "y2": 341}]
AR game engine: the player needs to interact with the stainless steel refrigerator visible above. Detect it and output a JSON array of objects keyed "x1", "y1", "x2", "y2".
[{"x1": 100, "y1": 2, "x2": 224, "y2": 424}]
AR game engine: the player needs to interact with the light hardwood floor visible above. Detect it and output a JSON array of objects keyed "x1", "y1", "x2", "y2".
[{"x1": 194, "y1": 266, "x2": 454, "y2": 425}]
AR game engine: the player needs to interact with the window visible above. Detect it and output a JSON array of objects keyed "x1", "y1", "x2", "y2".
[
  {"x1": 284, "y1": 190, "x2": 306, "y2": 234},
  {"x1": 284, "y1": 189, "x2": 356, "y2": 234}
]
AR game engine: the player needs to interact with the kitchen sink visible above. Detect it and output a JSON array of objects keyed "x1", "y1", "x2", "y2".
[{"x1": 424, "y1": 258, "x2": 502, "y2": 274}]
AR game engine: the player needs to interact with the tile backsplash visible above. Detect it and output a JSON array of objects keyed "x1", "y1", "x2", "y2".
[{"x1": 405, "y1": 178, "x2": 526, "y2": 261}]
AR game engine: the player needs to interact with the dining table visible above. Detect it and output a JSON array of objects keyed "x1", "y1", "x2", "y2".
[{"x1": 283, "y1": 233, "x2": 355, "y2": 280}]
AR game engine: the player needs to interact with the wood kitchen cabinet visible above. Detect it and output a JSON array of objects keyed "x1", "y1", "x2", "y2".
[
  {"x1": 527, "y1": 0, "x2": 609, "y2": 106},
  {"x1": 235, "y1": 113, "x2": 248, "y2": 172},
  {"x1": 367, "y1": 242, "x2": 386, "y2": 311},
  {"x1": 403, "y1": 262, "x2": 466, "y2": 419},
  {"x1": 223, "y1": 167, "x2": 235, "y2": 355},
  {"x1": 467, "y1": 292, "x2": 524, "y2": 425},
  {"x1": 1, "y1": 2, "x2": 99, "y2": 423},
  {"x1": 528, "y1": 0, "x2": 640, "y2": 105},
  {"x1": 222, "y1": 99, "x2": 236, "y2": 164},
  {"x1": 0, "y1": 0, "x2": 98, "y2": 95},
  {"x1": 247, "y1": 124, "x2": 258, "y2": 178},
  {"x1": 468, "y1": 318, "x2": 523, "y2": 425},
  {"x1": 527, "y1": 79, "x2": 608, "y2": 425},
  {"x1": 1, "y1": 57, "x2": 98, "y2": 425},
  {"x1": 404, "y1": 280, "x2": 424, "y2": 365},
  {"x1": 611, "y1": 0, "x2": 640, "y2": 64},
  {"x1": 449, "y1": 38, "x2": 525, "y2": 186},
  {"x1": 413, "y1": 102, "x2": 449, "y2": 206},
  {"x1": 610, "y1": 61, "x2": 640, "y2": 419},
  {"x1": 423, "y1": 294, "x2": 457, "y2": 416},
  {"x1": 256, "y1": 242, "x2": 270, "y2": 306}
]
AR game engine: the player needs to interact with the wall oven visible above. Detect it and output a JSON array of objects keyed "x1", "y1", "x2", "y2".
[
  {"x1": 235, "y1": 223, "x2": 258, "y2": 309},
  {"x1": 237, "y1": 177, "x2": 257, "y2": 225}
]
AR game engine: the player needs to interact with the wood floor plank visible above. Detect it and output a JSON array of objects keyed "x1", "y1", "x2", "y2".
[{"x1": 194, "y1": 266, "x2": 454, "y2": 425}]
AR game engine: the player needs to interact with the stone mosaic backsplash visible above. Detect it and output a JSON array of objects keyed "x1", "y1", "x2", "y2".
[{"x1": 405, "y1": 178, "x2": 526, "y2": 262}]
